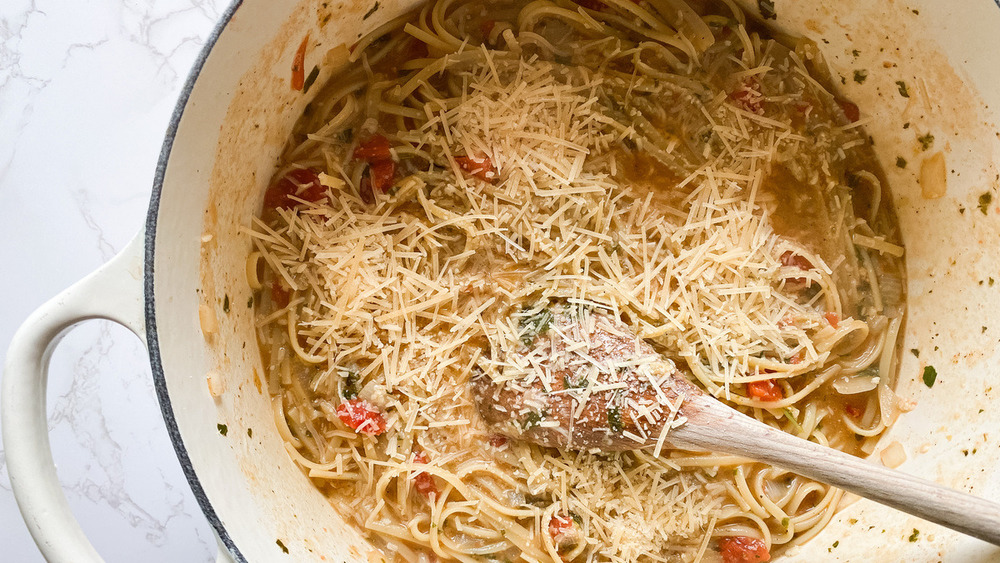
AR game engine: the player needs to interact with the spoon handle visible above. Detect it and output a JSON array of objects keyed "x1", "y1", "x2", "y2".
[{"x1": 672, "y1": 395, "x2": 1000, "y2": 546}]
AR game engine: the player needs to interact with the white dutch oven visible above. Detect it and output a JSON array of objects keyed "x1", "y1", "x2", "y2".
[{"x1": 4, "y1": 0, "x2": 1000, "y2": 561}]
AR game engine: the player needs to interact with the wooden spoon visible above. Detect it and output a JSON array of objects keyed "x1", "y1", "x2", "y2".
[{"x1": 472, "y1": 307, "x2": 1000, "y2": 546}]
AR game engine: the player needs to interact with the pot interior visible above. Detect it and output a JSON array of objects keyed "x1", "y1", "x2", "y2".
[{"x1": 147, "y1": 0, "x2": 1000, "y2": 561}]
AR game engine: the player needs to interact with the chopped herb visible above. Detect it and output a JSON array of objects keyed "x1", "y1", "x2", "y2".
[
  {"x1": 607, "y1": 407, "x2": 624, "y2": 432},
  {"x1": 922, "y1": 365, "x2": 937, "y2": 388},
  {"x1": 896, "y1": 156, "x2": 907, "y2": 169},
  {"x1": 247, "y1": 296, "x2": 254, "y2": 308},
  {"x1": 852, "y1": 49, "x2": 861, "y2": 57},
  {"x1": 833, "y1": 541, "x2": 839, "y2": 548},
  {"x1": 522, "y1": 411, "x2": 543, "y2": 430},
  {"x1": 853, "y1": 69, "x2": 868, "y2": 84},
  {"x1": 918, "y1": 133, "x2": 935, "y2": 151},
  {"x1": 910, "y1": 348, "x2": 919, "y2": 358},
  {"x1": 519, "y1": 307, "x2": 554, "y2": 346},
  {"x1": 337, "y1": 128, "x2": 354, "y2": 143},
  {"x1": 362, "y1": 1, "x2": 379, "y2": 19},
  {"x1": 783, "y1": 408, "x2": 804, "y2": 432},
  {"x1": 563, "y1": 374, "x2": 588, "y2": 389},
  {"x1": 908, "y1": 528, "x2": 920, "y2": 542},
  {"x1": 903, "y1": 122, "x2": 911, "y2": 129},
  {"x1": 554, "y1": 54, "x2": 572, "y2": 65},
  {"x1": 571, "y1": 512, "x2": 583, "y2": 525},
  {"x1": 343, "y1": 371, "x2": 360, "y2": 399},
  {"x1": 247, "y1": 428, "x2": 254, "y2": 438},
  {"x1": 303, "y1": 66, "x2": 320, "y2": 94},
  {"x1": 222, "y1": 294, "x2": 230, "y2": 313},
  {"x1": 217, "y1": 424, "x2": 228, "y2": 436},
  {"x1": 782, "y1": 517, "x2": 790, "y2": 528},
  {"x1": 276, "y1": 539, "x2": 289, "y2": 553},
  {"x1": 978, "y1": 192, "x2": 993, "y2": 215},
  {"x1": 758, "y1": 0, "x2": 777, "y2": 20},
  {"x1": 990, "y1": 277, "x2": 996, "y2": 287},
  {"x1": 896, "y1": 80, "x2": 910, "y2": 98}
]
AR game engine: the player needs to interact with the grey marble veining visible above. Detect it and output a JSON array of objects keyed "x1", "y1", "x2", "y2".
[{"x1": 1, "y1": 0, "x2": 232, "y2": 560}]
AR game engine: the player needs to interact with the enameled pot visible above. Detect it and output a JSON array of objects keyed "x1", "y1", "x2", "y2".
[{"x1": 5, "y1": 1, "x2": 1000, "y2": 561}]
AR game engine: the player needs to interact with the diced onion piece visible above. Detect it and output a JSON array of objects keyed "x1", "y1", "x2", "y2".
[
  {"x1": 199, "y1": 303, "x2": 218, "y2": 336},
  {"x1": 920, "y1": 152, "x2": 947, "y2": 199},
  {"x1": 833, "y1": 374, "x2": 880, "y2": 394},
  {"x1": 246, "y1": 252, "x2": 264, "y2": 290},
  {"x1": 207, "y1": 370, "x2": 225, "y2": 398},
  {"x1": 880, "y1": 441, "x2": 906, "y2": 468}
]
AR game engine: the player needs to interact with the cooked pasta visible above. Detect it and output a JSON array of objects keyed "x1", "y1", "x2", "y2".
[{"x1": 247, "y1": 0, "x2": 906, "y2": 561}]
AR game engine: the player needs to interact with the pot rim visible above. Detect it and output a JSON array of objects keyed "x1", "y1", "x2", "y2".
[{"x1": 143, "y1": 1, "x2": 248, "y2": 561}]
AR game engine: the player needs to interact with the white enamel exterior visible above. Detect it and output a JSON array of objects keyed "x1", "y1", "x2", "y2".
[{"x1": 5, "y1": 0, "x2": 1000, "y2": 562}]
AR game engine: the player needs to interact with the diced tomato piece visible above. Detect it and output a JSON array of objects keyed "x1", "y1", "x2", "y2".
[
  {"x1": 719, "y1": 536, "x2": 771, "y2": 563},
  {"x1": 836, "y1": 97, "x2": 861, "y2": 123},
  {"x1": 824, "y1": 312, "x2": 840, "y2": 328},
  {"x1": 353, "y1": 135, "x2": 393, "y2": 162},
  {"x1": 412, "y1": 451, "x2": 439, "y2": 499},
  {"x1": 780, "y1": 251, "x2": 812, "y2": 270},
  {"x1": 488, "y1": 434, "x2": 508, "y2": 448},
  {"x1": 746, "y1": 379, "x2": 783, "y2": 402},
  {"x1": 263, "y1": 168, "x2": 326, "y2": 210},
  {"x1": 480, "y1": 19, "x2": 496, "y2": 39},
  {"x1": 270, "y1": 280, "x2": 291, "y2": 308},
  {"x1": 369, "y1": 159, "x2": 396, "y2": 193},
  {"x1": 845, "y1": 403, "x2": 865, "y2": 418},
  {"x1": 291, "y1": 35, "x2": 309, "y2": 91},
  {"x1": 454, "y1": 154, "x2": 498, "y2": 182},
  {"x1": 789, "y1": 351, "x2": 803, "y2": 365},
  {"x1": 548, "y1": 514, "x2": 575, "y2": 544},
  {"x1": 780, "y1": 251, "x2": 814, "y2": 288},
  {"x1": 729, "y1": 77, "x2": 765, "y2": 115},
  {"x1": 336, "y1": 399, "x2": 387, "y2": 435}
]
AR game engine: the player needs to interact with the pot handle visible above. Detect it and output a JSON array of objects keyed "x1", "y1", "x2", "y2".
[{"x1": 2, "y1": 233, "x2": 146, "y2": 562}]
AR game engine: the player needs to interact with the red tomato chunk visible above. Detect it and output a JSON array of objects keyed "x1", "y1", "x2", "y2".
[
  {"x1": 291, "y1": 35, "x2": 309, "y2": 91},
  {"x1": 729, "y1": 77, "x2": 764, "y2": 114},
  {"x1": 746, "y1": 379, "x2": 783, "y2": 402},
  {"x1": 780, "y1": 251, "x2": 812, "y2": 271},
  {"x1": 836, "y1": 97, "x2": 861, "y2": 123},
  {"x1": 845, "y1": 403, "x2": 865, "y2": 418},
  {"x1": 824, "y1": 311, "x2": 840, "y2": 328},
  {"x1": 719, "y1": 536, "x2": 771, "y2": 563},
  {"x1": 455, "y1": 154, "x2": 498, "y2": 182},
  {"x1": 412, "y1": 451, "x2": 439, "y2": 499},
  {"x1": 368, "y1": 159, "x2": 396, "y2": 194},
  {"x1": 264, "y1": 168, "x2": 326, "y2": 210},
  {"x1": 353, "y1": 135, "x2": 397, "y2": 195},
  {"x1": 336, "y1": 399, "x2": 386, "y2": 435},
  {"x1": 353, "y1": 135, "x2": 393, "y2": 161},
  {"x1": 548, "y1": 514, "x2": 575, "y2": 544},
  {"x1": 488, "y1": 434, "x2": 508, "y2": 448},
  {"x1": 270, "y1": 280, "x2": 291, "y2": 309}
]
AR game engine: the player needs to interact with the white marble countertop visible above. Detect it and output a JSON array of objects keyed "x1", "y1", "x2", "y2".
[{"x1": 1, "y1": 0, "x2": 232, "y2": 560}]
